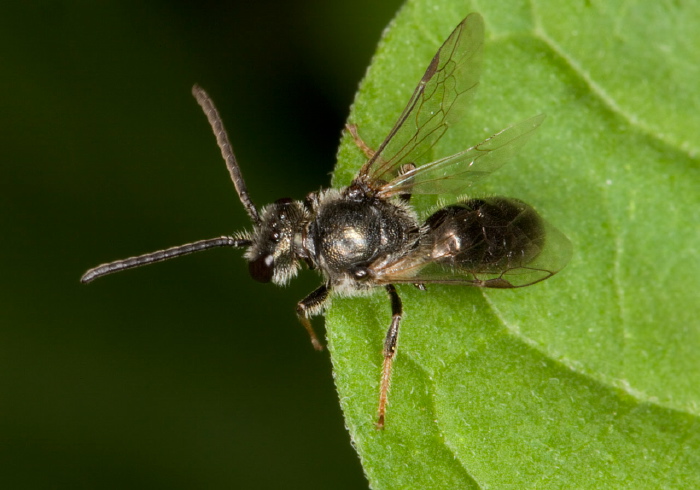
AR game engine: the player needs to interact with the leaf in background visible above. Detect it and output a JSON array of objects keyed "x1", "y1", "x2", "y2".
[{"x1": 327, "y1": 0, "x2": 700, "y2": 488}]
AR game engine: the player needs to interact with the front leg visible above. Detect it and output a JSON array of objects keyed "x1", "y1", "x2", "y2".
[
  {"x1": 377, "y1": 284, "x2": 403, "y2": 429},
  {"x1": 296, "y1": 284, "x2": 330, "y2": 351}
]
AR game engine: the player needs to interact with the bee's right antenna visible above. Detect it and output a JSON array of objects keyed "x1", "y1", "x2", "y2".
[{"x1": 192, "y1": 84, "x2": 261, "y2": 226}]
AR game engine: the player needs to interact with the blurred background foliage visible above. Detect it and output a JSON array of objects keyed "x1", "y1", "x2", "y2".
[{"x1": 0, "y1": 0, "x2": 405, "y2": 487}]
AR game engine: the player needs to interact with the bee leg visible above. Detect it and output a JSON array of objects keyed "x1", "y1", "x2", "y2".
[
  {"x1": 377, "y1": 284, "x2": 403, "y2": 429},
  {"x1": 398, "y1": 163, "x2": 417, "y2": 203},
  {"x1": 345, "y1": 123, "x2": 375, "y2": 158},
  {"x1": 296, "y1": 284, "x2": 329, "y2": 351}
]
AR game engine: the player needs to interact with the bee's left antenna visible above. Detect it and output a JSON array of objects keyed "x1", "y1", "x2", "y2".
[{"x1": 192, "y1": 84, "x2": 261, "y2": 225}]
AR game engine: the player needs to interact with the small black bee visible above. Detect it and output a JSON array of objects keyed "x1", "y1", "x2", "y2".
[{"x1": 82, "y1": 13, "x2": 571, "y2": 428}]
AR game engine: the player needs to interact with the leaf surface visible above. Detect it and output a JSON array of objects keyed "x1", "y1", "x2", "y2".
[{"x1": 327, "y1": 0, "x2": 700, "y2": 488}]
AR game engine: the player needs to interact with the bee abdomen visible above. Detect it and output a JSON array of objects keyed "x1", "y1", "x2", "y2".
[{"x1": 425, "y1": 198, "x2": 545, "y2": 272}]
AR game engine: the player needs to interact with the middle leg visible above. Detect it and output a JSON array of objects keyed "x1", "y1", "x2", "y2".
[
  {"x1": 397, "y1": 163, "x2": 417, "y2": 203},
  {"x1": 377, "y1": 284, "x2": 403, "y2": 429},
  {"x1": 346, "y1": 123, "x2": 375, "y2": 158}
]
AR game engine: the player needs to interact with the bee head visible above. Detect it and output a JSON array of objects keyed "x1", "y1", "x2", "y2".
[{"x1": 245, "y1": 198, "x2": 307, "y2": 285}]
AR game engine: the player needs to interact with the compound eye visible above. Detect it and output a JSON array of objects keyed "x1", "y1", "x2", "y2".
[{"x1": 249, "y1": 254, "x2": 274, "y2": 283}]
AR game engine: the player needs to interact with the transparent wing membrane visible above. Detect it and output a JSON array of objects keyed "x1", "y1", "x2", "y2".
[
  {"x1": 378, "y1": 114, "x2": 545, "y2": 197},
  {"x1": 357, "y1": 13, "x2": 484, "y2": 185}
]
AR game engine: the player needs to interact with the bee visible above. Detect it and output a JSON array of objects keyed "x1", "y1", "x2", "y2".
[{"x1": 82, "y1": 13, "x2": 571, "y2": 428}]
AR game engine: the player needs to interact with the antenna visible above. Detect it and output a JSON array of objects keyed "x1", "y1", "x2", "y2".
[
  {"x1": 80, "y1": 236, "x2": 252, "y2": 283},
  {"x1": 192, "y1": 84, "x2": 261, "y2": 225}
]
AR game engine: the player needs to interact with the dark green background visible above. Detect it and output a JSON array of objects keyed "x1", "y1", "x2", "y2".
[{"x1": 1, "y1": 1, "x2": 404, "y2": 488}]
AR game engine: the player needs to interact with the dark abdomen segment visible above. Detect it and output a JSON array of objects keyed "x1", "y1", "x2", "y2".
[{"x1": 425, "y1": 198, "x2": 545, "y2": 273}]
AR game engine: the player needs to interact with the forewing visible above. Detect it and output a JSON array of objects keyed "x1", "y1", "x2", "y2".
[
  {"x1": 371, "y1": 214, "x2": 572, "y2": 289},
  {"x1": 357, "y1": 13, "x2": 484, "y2": 185},
  {"x1": 377, "y1": 114, "x2": 545, "y2": 198}
]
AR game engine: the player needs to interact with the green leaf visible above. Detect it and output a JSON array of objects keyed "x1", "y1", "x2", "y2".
[{"x1": 327, "y1": 0, "x2": 700, "y2": 488}]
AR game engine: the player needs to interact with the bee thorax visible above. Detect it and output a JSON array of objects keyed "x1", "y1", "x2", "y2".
[{"x1": 307, "y1": 189, "x2": 419, "y2": 288}]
